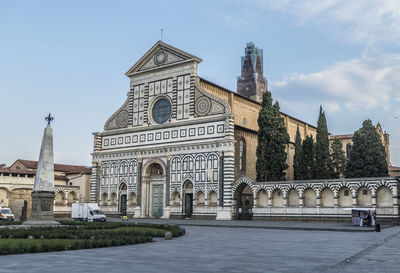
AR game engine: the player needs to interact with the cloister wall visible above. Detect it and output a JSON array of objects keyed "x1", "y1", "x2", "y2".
[{"x1": 233, "y1": 176, "x2": 400, "y2": 222}]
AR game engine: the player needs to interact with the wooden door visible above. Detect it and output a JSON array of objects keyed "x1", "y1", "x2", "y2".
[
  {"x1": 152, "y1": 184, "x2": 164, "y2": 218},
  {"x1": 120, "y1": 194, "x2": 127, "y2": 216},
  {"x1": 185, "y1": 193, "x2": 193, "y2": 218}
]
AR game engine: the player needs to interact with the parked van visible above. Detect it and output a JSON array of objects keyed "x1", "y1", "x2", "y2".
[
  {"x1": 0, "y1": 207, "x2": 15, "y2": 221},
  {"x1": 71, "y1": 203, "x2": 106, "y2": 222}
]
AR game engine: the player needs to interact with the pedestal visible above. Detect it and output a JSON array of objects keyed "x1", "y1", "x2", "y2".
[
  {"x1": 162, "y1": 206, "x2": 171, "y2": 219},
  {"x1": 23, "y1": 191, "x2": 60, "y2": 226},
  {"x1": 133, "y1": 206, "x2": 142, "y2": 218},
  {"x1": 216, "y1": 206, "x2": 232, "y2": 220}
]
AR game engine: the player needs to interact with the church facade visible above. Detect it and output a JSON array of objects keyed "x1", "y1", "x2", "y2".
[
  {"x1": 91, "y1": 41, "x2": 235, "y2": 219},
  {"x1": 91, "y1": 41, "x2": 399, "y2": 221}
]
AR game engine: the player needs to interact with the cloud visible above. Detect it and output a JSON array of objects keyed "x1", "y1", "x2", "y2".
[
  {"x1": 271, "y1": 54, "x2": 400, "y2": 111},
  {"x1": 250, "y1": 0, "x2": 400, "y2": 46}
]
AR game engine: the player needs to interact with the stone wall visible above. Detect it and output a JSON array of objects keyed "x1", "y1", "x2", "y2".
[
  {"x1": 233, "y1": 176, "x2": 400, "y2": 222},
  {"x1": 200, "y1": 79, "x2": 318, "y2": 181}
]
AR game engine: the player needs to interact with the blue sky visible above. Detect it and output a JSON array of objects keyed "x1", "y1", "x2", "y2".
[{"x1": 1, "y1": 0, "x2": 399, "y2": 167}]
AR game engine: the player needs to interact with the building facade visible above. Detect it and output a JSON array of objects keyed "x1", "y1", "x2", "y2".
[
  {"x1": 91, "y1": 41, "x2": 235, "y2": 220},
  {"x1": 91, "y1": 41, "x2": 398, "y2": 221},
  {"x1": 0, "y1": 159, "x2": 91, "y2": 220}
]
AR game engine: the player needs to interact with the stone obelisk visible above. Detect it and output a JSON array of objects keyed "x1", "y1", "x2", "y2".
[{"x1": 24, "y1": 114, "x2": 60, "y2": 226}]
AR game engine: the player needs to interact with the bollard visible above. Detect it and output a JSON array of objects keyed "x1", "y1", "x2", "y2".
[
  {"x1": 164, "y1": 231, "x2": 172, "y2": 240},
  {"x1": 375, "y1": 223, "x2": 381, "y2": 232}
]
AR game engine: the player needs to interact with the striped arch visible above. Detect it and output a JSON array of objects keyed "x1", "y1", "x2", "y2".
[
  {"x1": 127, "y1": 188, "x2": 137, "y2": 195},
  {"x1": 170, "y1": 187, "x2": 181, "y2": 197},
  {"x1": 206, "y1": 186, "x2": 219, "y2": 196},
  {"x1": 336, "y1": 182, "x2": 354, "y2": 196},
  {"x1": 233, "y1": 176, "x2": 255, "y2": 193},
  {"x1": 194, "y1": 187, "x2": 205, "y2": 196},
  {"x1": 373, "y1": 180, "x2": 395, "y2": 195},
  {"x1": 255, "y1": 186, "x2": 268, "y2": 199},
  {"x1": 354, "y1": 181, "x2": 374, "y2": 196},
  {"x1": 317, "y1": 184, "x2": 336, "y2": 198},
  {"x1": 299, "y1": 184, "x2": 318, "y2": 197},
  {"x1": 233, "y1": 176, "x2": 256, "y2": 201},
  {"x1": 270, "y1": 184, "x2": 285, "y2": 193},
  {"x1": 285, "y1": 184, "x2": 302, "y2": 198},
  {"x1": 193, "y1": 188, "x2": 206, "y2": 199},
  {"x1": 254, "y1": 185, "x2": 272, "y2": 198}
]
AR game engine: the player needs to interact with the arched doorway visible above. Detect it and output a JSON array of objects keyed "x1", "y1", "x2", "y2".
[
  {"x1": 235, "y1": 184, "x2": 253, "y2": 220},
  {"x1": 183, "y1": 180, "x2": 193, "y2": 218},
  {"x1": 119, "y1": 183, "x2": 127, "y2": 216},
  {"x1": 143, "y1": 161, "x2": 165, "y2": 218}
]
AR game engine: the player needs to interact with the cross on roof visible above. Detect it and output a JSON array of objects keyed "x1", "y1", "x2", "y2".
[{"x1": 45, "y1": 113, "x2": 54, "y2": 125}]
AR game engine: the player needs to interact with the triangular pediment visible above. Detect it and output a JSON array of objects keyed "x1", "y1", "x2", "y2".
[{"x1": 126, "y1": 41, "x2": 202, "y2": 76}]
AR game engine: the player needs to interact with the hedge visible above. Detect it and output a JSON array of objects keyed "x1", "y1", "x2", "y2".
[{"x1": 0, "y1": 221, "x2": 184, "y2": 255}]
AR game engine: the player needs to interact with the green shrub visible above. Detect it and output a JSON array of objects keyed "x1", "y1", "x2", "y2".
[{"x1": 0, "y1": 222, "x2": 184, "y2": 255}]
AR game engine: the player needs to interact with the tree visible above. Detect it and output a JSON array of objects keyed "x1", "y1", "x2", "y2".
[
  {"x1": 293, "y1": 126, "x2": 303, "y2": 180},
  {"x1": 302, "y1": 135, "x2": 315, "y2": 180},
  {"x1": 256, "y1": 91, "x2": 290, "y2": 181},
  {"x1": 315, "y1": 106, "x2": 331, "y2": 179},
  {"x1": 346, "y1": 120, "x2": 389, "y2": 178},
  {"x1": 330, "y1": 138, "x2": 347, "y2": 178}
]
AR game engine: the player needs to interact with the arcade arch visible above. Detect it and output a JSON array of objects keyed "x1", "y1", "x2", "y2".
[
  {"x1": 320, "y1": 188, "x2": 334, "y2": 207},
  {"x1": 357, "y1": 187, "x2": 372, "y2": 207},
  {"x1": 303, "y1": 188, "x2": 316, "y2": 207},
  {"x1": 376, "y1": 186, "x2": 392, "y2": 207},
  {"x1": 235, "y1": 183, "x2": 253, "y2": 220}
]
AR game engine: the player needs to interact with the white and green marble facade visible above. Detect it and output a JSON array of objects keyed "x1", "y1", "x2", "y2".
[{"x1": 91, "y1": 41, "x2": 235, "y2": 220}]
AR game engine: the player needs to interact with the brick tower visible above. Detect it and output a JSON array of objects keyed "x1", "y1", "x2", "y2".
[{"x1": 236, "y1": 42, "x2": 267, "y2": 103}]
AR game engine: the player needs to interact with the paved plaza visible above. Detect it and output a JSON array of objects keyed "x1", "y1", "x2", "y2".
[{"x1": 0, "y1": 222, "x2": 399, "y2": 273}]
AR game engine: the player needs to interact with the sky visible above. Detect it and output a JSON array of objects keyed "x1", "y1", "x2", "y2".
[{"x1": 0, "y1": 0, "x2": 399, "y2": 167}]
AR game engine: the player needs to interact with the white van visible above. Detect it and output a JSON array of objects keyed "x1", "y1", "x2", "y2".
[
  {"x1": 0, "y1": 207, "x2": 15, "y2": 221},
  {"x1": 71, "y1": 203, "x2": 106, "y2": 222}
]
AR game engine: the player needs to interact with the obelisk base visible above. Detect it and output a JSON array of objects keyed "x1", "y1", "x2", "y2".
[{"x1": 23, "y1": 191, "x2": 60, "y2": 226}]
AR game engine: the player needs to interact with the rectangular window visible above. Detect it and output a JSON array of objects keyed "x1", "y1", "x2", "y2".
[
  {"x1": 183, "y1": 161, "x2": 187, "y2": 171},
  {"x1": 344, "y1": 190, "x2": 349, "y2": 196},
  {"x1": 189, "y1": 160, "x2": 193, "y2": 171},
  {"x1": 363, "y1": 189, "x2": 368, "y2": 195},
  {"x1": 213, "y1": 171, "x2": 218, "y2": 182}
]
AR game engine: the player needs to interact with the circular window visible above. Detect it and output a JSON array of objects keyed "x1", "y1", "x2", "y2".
[{"x1": 152, "y1": 98, "x2": 172, "y2": 124}]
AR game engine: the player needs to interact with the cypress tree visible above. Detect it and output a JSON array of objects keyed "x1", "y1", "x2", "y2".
[
  {"x1": 302, "y1": 135, "x2": 315, "y2": 180},
  {"x1": 256, "y1": 91, "x2": 290, "y2": 181},
  {"x1": 346, "y1": 120, "x2": 389, "y2": 178},
  {"x1": 315, "y1": 106, "x2": 331, "y2": 179},
  {"x1": 330, "y1": 138, "x2": 347, "y2": 178},
  {"x1": 293, "y1": 126, "x2": 303, "y2": 180}
]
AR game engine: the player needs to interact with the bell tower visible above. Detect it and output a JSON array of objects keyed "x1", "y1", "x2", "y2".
[{"x1": 236, "y1": 42, "x2": 267, "y2": 103}]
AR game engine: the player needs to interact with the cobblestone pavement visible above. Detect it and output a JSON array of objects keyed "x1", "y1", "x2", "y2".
[{"x1": 0, "y1": 224, "x2": 399, "y2": 273}]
